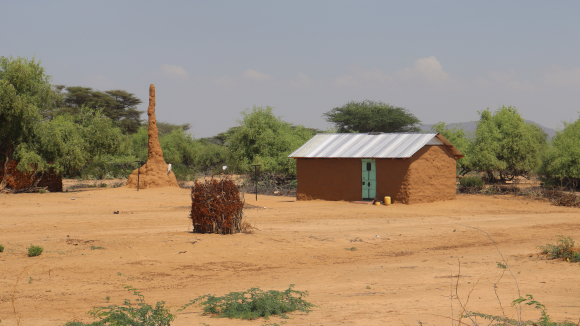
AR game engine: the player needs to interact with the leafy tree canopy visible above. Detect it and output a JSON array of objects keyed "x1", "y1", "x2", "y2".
[
  {"x1": 430, "y1": 122, "x2": 473, "y2": 175},
  {"x1": 471, "y1": 106, "x2": 547, "y2": 181},
  {"x1": 55, "y1": 86, "x2": 143, "y2": 134},
  {"x1": 323, "y1": 100, "x2": 421, "y2": 133},
  {"x1": 227, "y1": 106, "x2": 315, "y2": 176},
  {"x1": 16, "y1": 107, "x2": 123, "y2": 176},
  {"x1": 157, "y1": 121, "x2": 191, "y2": 136},
  {"x1": 539, "y1": 114, "x2": 580, "y2": 188},
  {"x1": 0, "y1": 56, "x2": 53, "y2": 163}
]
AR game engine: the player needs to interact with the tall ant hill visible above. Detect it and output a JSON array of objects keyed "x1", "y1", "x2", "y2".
[{"x1": 127, "y1": 84, "x2": 179, "y2": 189}]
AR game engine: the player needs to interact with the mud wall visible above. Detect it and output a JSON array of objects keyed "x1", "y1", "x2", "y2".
[
  {"x1": 0, "y1": 161, "x2": 62, "y2": 192},
  {"x1": 375, "y1": 158, "x2": 412, "y2": 204},
  {"x1": 296, "y1": 158, "x2": 360, "y2": 201},
  {"x1": 405, "y1": 146, "x2": 457, "y2": 204}
]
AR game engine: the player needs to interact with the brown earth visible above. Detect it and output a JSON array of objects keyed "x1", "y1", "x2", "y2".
[{"x1": 1, "y1": 183, "x2": 580, "y2": 325}]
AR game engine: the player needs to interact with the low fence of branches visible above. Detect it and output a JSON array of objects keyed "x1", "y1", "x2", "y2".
[
  {"x1": 458, "y1": 184, "x2": 580, "y2": 208},
  {"x1": 189, "y1": 177, "x2": 244, "y2": 234}
]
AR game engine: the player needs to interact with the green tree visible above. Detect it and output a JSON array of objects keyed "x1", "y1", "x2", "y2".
[
  {"x1": 16, "y1": 107, "x2": 122, "y2": 177},
  {"x1": 157, "y1": 121, "x2": 191, "y2": 136},
  {"x1": 228, "y1": 106, "x2": 315, "y2": 176},
  {"x1": 471, "y1": 106, "x2": 547, "y2": 181},
  {"x1": 323, "y1": 100, "x2": 421, "y2": 133},
  {"x1": 0, "y1": 56, "x2": 54, "y2": 189},
  {"x1": 540, "y1": 115, "x2": 580, "y2": 189},
  {"x1": 430, "y1": 122, "x2": 473, "y2": 175},
  {"x1": 57, "y1": 86, "x2": 143, "y2": 134}
]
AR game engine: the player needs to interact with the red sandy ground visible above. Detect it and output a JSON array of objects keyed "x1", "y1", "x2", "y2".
[{"x1": 1, "y1": 182, "x2": 579, "y2": 325}]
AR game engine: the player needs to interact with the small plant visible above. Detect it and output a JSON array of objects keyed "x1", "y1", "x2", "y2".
[
  {"x1": 344, "y1": 247, "x2": 357, "y2": 251},
  {"x1": 179, "y1": 284, "x2": 315, "y2": 320},
  {"x1": 28, "y1": 277, "x2": 33, "y2": 284},
  {"x1": 365, "y1": 286, "x2": 371, "y2": 289},
  {"x1": 64, "y1": 285, "x2": 175, "y2": 326},
  {"x1": 539, "y1": 236, "x2": 580, "y2": 262},
  {"x1": 0, "y1": 244, "x2": 4, "y2": 252},
  {"x1": 90, "y1": 246, "x2": 104, "y2": 250},
  {"x1": 496, "y1": 261, "x2": 507, "y2": 269},
  {"x1": 39, "y1": 189, "x2": 46, "y2": 194},
  {"x1": 27, "y1": 244, "x2": 44, "y2": 257},
  {"x1": 99, "y1": 183, "x2": 107, "y2": 188},
  {"x1": 105, "y1": 296, "x2": 111, "y2": 302},
  {"x1": 460, "y1": 176, "x2": 484, "y2": 188}
]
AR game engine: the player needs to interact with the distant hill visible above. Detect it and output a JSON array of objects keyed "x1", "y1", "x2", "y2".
[{"x1": 420, "y1": 120, "x2": 556, "y2": 139}]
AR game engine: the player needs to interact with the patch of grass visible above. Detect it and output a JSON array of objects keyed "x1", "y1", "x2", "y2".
[
  {"x1": 90, "y1": 246, "x2": 104, "y2": 250},
  {"x1": 27, "y1": 244, "x2": 44, "y2": 257},
  {"x1": 63, "y1": 285, "x2": 175, "y2": 326},
  {"x1": 179, "y1": 284, "x2": 315, "y2": 320},
  {"x1": 0, "y1": 244, "x2": 4, "y2": 252},
  {"x1": 496, "y1": 261, "x2": 507, "y2": 269},
  {"x1": 539, "y1": 236, "x2": 580, "y2": 262},
  {"x1": 365, "y1": 286, "x2": 371, "y2": 289},
  {"x1": 99, "y1": 183, "x2": 107, "y2": 188},
  {"x1": 28, "y1": 277, "x2": 33, "y2": 284},
  {"x1": 39, "y1": 189, "x2": 46, "y2": 194},
  {"x1": 344, "y1": 247, "x2": 357, "y2": 251}
]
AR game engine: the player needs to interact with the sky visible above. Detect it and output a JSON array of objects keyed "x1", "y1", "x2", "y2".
[{"x1": 2, "y1": 1, "x2": 580, "y2": 137}]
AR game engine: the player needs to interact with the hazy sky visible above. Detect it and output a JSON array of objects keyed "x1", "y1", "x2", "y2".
[{"x1": 3, "y1": 1, "x2": 579, "y2": 137}]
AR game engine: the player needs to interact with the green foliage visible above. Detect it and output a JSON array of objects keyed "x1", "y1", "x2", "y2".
[
  {"x1": 323, "y1": 100, "x2": 421, "y2": 133},
  {"x1": 157, "y1": 121, "x2": 191, "y2": 136},
  {"x1": 470, "y1": 106, "x2": 547, "y2": 181},
  {"x1": 179, "y1": 285, "x2": 315, "y2": 320},
  {"x1": 460, "y1": 176, "x2": 484, "y2": 188},
  {"x1": 27, "y1": 244, "x2": 43, "y2": 257},
  {"x1": 431, "y1": 122, "x2": 473, "y2": 175},
  {"x1": 0, "y1": 56, "x2": 53, "y2": 167},
  {"x1": 63, "y1": 285, "x2": 174, "y2": 326},
  {"x1": 496, "y1": 261, "x2": 507, "y2": 269},
  {"x1": 0, "y1": 244, "x2": 4, "y2": 252},
  {"x1": 344, "y1": 247, "x2": 357, "y2": 251},
  {"x1": 539, "y1": 115, "x2": 580, "y2": 189},
  {"x1": 39, "y1": 189, "x2": 47, "y2": 194},
  {"x1": 227, "y1": 106, "x2": 315, "y2": 176},
  {"x1": 466, "y1": 295, "x2": 576, "y2": 326},
  {"x1": 56, "y1": 87, "x2": 143, "y2": 134},
  {"x1": 16, "y1": 107, "x2": 122, "y2": 176},
  {"x1": 539, "y1": 236, "x2": 580, "y2": 262}
]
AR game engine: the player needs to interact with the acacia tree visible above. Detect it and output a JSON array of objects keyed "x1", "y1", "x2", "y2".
[
  {"x1": 0, "y1": 56, "x2": 54, "y2": 189},
  {"x1": 323, "y1": 100, "x2": 421, "y2": 133},
  {"x1": 430, "y1": 122, "x2": 473, "y2": 175},
  {"x1": 56, "y1": 86, "x2": 143, "y2": 134},
  {"x1": 471, "y1": 106, "x2": 547, "y2": 181},
  {"x1": 227, "y1": 106, "x2": 315, "y2": 176}
]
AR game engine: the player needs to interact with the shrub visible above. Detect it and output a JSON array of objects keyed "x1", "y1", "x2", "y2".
[
  {"x1": 63, "y1": 285, "x2": 175, "y2": 326},
  {"x1": 460, "y1": 176, "x2": 484, "y2": 188},
  {"x1": 189, "y1": 177, "x2": 244, "y2": 234},
  {"x1": 0, "y1": 244, "x2": 4, "y2": 252},
  {"x1": 27, "y1": 244, "x2": 43, "y2": 257},
  {"x1": 179, "y1": 285, "x2": 315, "y2": 320},
  {"x1": 39, "y1": 189, "x2": 46, "y2": 194},
  {"x1": 539, "y1": 236, "x2": 580, "y2": 262}
]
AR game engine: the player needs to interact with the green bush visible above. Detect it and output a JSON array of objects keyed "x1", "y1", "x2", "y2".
[
  {"x1": 0, "y1": 244, "x2": 4, "y2": 252},
  {"x1": 27, "y1": 244, "x2": 43, "y2": 257},
  {"x1": 179, "y1": 284, "x2": 315, "y2": 320},
  {"x1": 460, "y1": 176, "x2": 484, "y2": 188},
  {"x1": 63, "y1": 285, "x2": 175, "y2": 326},
  {"x1": 539, "y1": 236, "x2": 580, "y2": 262}
]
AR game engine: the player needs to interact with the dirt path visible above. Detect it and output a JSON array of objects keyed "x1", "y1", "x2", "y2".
[{"x1": 1, "y1": 185, "x2": 579, "y2": 325}]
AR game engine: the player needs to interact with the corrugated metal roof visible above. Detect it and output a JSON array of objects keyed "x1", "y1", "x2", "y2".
[{"x1": 289, "y1": 132, "x2": 464, "y2": 158}]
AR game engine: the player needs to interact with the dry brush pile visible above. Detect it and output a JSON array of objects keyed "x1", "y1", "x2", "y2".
[
  {"x1": 189, "y1": 177, "x2": 244, "y2": 234},
  {"x1": 0, "y1": 161, "x2": 62, "y2": 193}
]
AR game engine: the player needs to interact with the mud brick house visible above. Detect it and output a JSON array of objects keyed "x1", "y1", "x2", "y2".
[{"x1": 289, "y1": 133, "x2": 463, "y2": 204}]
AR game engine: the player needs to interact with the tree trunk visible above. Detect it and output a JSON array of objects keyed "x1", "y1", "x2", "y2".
[{"x1": 0, "y1": 142, "x2": 13, "y2": 191}]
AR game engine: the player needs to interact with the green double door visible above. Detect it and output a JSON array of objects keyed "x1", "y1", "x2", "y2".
[{"x1": 361, "y1": 159, "x2": 376, "y2": 200}]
